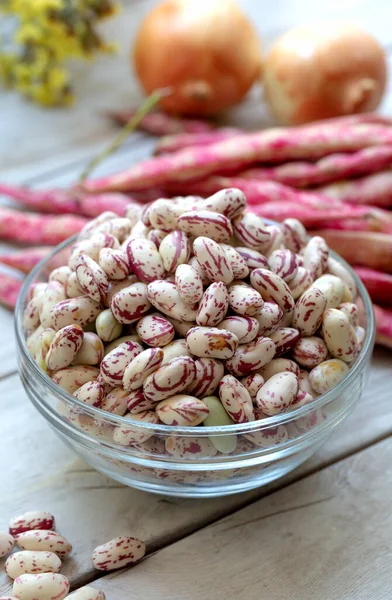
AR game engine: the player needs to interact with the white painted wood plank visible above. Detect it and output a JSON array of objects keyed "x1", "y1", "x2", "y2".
[
  {"x1": 94, "y1": 436, "x2": 392, "y2": 600},
  {"x1": 0, "y1": 347, "x2": 391, "y2": 594}
]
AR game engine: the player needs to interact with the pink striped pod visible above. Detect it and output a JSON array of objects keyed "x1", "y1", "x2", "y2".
[
  {"x1": 143, "y1": 356, "x2": 196, "y2": 402},
  {"x1": 156, "y1": 395, "x2": 210, "y2": 426}
]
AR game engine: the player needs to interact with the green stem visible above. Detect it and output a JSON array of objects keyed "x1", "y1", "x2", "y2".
[{"x1": 78, "y1": 89, "x2": 167, "y2": 183}]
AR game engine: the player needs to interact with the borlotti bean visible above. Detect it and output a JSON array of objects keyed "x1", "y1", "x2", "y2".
[
  {"x1": 15, "y1": 530, "x2": 72, "y2": 556},
  {"x1": 25, "y1": 188, "x2": 365, "y2": 453},
  {"x1": 66, "y1": 587, "x2": 106, "y2": 599},
  {"x1": 12, "y1": 573, "x2": 70, "y2": 600},
  {"x1": 92, "y1": 535, "x2": 146, "y2": 571},
  {"x1": 0, "y1": 531, "x2": 15, "y2": 558},
  {"x1": 10, "y1": 511, "x2": 54, "y2": 536},
  {"x1": 5, "y1": 550, "x2": 62, "y2": 579}
]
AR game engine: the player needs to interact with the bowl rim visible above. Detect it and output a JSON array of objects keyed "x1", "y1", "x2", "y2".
[{"x1": 15, "y1": 233, "x2": 375, "y2": 436}]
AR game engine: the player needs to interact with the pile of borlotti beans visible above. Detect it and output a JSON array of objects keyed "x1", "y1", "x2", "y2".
[
  {"x1": 0, "y1": 510, "x2": 145, "y2": 599},
  {"x1": 24, "y1": 188, "x2": 364, "y2": 455}
]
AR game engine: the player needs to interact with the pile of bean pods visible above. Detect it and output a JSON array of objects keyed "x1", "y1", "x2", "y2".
[
  {"x1": 0, "y1": 510, "x2": 145, "y2": 599},
  {"x1": 24, "y1": 188, "x2": 364, "y2": 452}
]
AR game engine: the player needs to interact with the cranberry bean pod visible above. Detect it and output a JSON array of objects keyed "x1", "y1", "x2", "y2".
[
  {"x1": 228, "y1": 283, "x2": 264, "y2": 316},
  {"x1": 269, "y1": 327, "x2": 301, "y2": 356},
  {"x1": 143, "y1": 356, "x2": 196, "y2": 402},
  {"x1": 250, "y1": 268, "x2": 295, "y2": 313},
  {"x1": 100, "y1": 340, "x2": 143, "y2": 386},
  {"x1": 197, "y1": 282, "x2": 229, "y2": 326},
  {"x1": 292, "y1": 336, "x2": 329, "y2": 368},
  {"x1": 186, "y1": 358, "x2": 224, "y2": 397},
  {"x1": 46, "y1": 324, "x2": 84, "y2": 370},
  {"x1": 136, "y1": 313, "x2": 175, "y2": 347},
  {"x1": 219, "y1": 375, "x2": 254, "y2": 423},
  {"x1": 111, "y1": 282, "x2": 151, "y2": 324},
  {"x1": 256, "y1": 372, "x2": 299, "y2": 416},
  {"x1": 123, "y1": 348, "x2": 164, "y2": 390},
  {"x1": 73, "y1": 332, "x2": 104, "y2": 366},
  {"x1": 193, "y1": 236, "x2": 233, "y2": 284},
  {"x1": 156, "y1": 395, "x2": 210, "y2": 426},
  {"x1": 322, "y1": 308, "x2": 359, "y2": 363},
  {"x1": 126, "y1": 238, "x2": 165, "y2": 282},
  {"x1": 186, "y1": 326, "x2": 239, "y2": 359},
  {"x1": 113, "y1": 411, "x2": 158, "y2": 445},
  {"x1": 12, "y1": 573, "x2": 70, "y2": 600},
  {"x1": 15, "y1": 530, "x2": 72, "y2": 556},
  {"x1": 175, "y1": 263, "x2": 204, "y2": 304},
  {"x1": 232, "y1": 213, "x2": 271, "y2": 252},
  {"x1": 226, "y1": 336, "x2": 276, "y2": 376},
  {"x1": 147, "y1": 280, "x2": 198, "y2": 322},
  {"x1": 292, "y1": 287, "x2": 328, "y2": 336},
  {"x1": 217, "y1": 316, "x2": 259, "y2": 344},
  {"x1": 5, "y1": 551, "x2": 62, "y2": 579},
  {"x1": 51, "y1": 296, "x2": 101, "y2": 330},
  {"x1": 159, "y1": 230, "x2": 191, "y2": 272}
]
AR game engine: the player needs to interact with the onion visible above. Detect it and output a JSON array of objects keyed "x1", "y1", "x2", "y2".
[
  {"x1": 263, "y1": 23, "x2": 387, "y2": 125},
  {"x1": 133, "y1": 0, "x2": 262, "y2": 116}
]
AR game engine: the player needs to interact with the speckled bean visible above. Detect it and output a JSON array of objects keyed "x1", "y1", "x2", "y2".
[
  {"x1": 126, "y1": 389, "x2": 157, "y2": 414},
  {"x1": 148, "y1": 198, "x2": 186, "y2": 230},
  {"x1": 103, "y1": 334, "x2": 140, "y2": 356},
  {"x1": 310, "y1": 274, "x2": 346, "y2": 309},
  {"x1": 175, "y1": 263, "x2": 204, "y2": 304},
  {"x1": 255, "y1": 302, "x2": 284, "y2": 336},
  {"x1": 165, "y1": 436, "x2": 217, "y2": 458},
  {"x1": 52, "y1": 366, "x2": 99, "y2": 394},
  {"x1": 244, "y1": 425, "x2": 288, "y2": 448},
  {"x1": 156, "y1": 394, "x2": 209, "y2": 426},
  {"x1": 226, "y1": 336, "x2": 276, "y2": 376},
  {"x1": 100, "y1": 387, "x2": 129, "y2": 415},
  {"x1": 10, "y1": 512, "x2": 56, "y2": 537},
  {"x1": 98, "y1": 247, "x2": 130, "y2": 280},
  {"x1": 73, "y1": 332, "x2": 104, "y2": 366},
  {"x1": 202, "y1": 395, "x2": 237, "y2": 453},
  {"x1": 196, "y1": 282, "x2": 229, "y2": 326},
  {"x1": 51, "y1": 296, "x2": 101, "y2": 330},
  {"x1": 292, "y1": 336, "x2": 329, "y2": 368},
  {"x1": 92, "y1": 535, "x2": 146, "y2": 571},
  {"x1": 255, "y1": 372, "x2": 298, "y2": 416},
  {"x1": 292, "y1": 287, "x2": 327, "y2": 336},
  {"x1": 113, "y1": 411, "x2": 158, "y2": 445},
  {"x1": 322, "y1": 309, "x2": 358, "y2": 363},
  {"x1": 298, "y1": 369, "x2": 319, "y2": 398},
  {"x1": 240, "y1": 373, "x2": 265, "y2": 398},
  {"x1": 228, "y1": 283, "x2": 264, "y2": 316},
  {"x1": 12, "y1": 573, "x2": 70, "y2": 600},
  {"x1": 186, "y1": 326, "x2": 239, "y2": 359},
  {"x1": 111, "y1": 282, "x2": 151, "y2": 324},
  {"x1": 35, "y1": 328, "x2": 56, "y2": 372},
  {"x1": 94, "y1": 217, "x2": 132, "y2": 242},
  {"x1": 64, "y1": 272, "x2": 85, "y2": 298},
  {"x1": 338, "y1": 302, "x2": 359, "y2": 327},
  {"x1": 288, "y1": 267, "x2": 314, "y2": 300},
  {"x1": 123, "y1": 348, "x2": 164, "y2": 390},
  {"x1": 106, "y1": 276, "x2": 138, "y2": 304},
  {"x1": 177, "y1": 210, "x2": 233, "y2": 242},
  {"x1": 268, "y1": 249, "x2": 298, "y2": 281},
  {"x1": 161, "y1": 339, "x2": 192, "y2": 364},
  {"x1": 219, "y1": 374, "x2": 254, "y2": 423},
  {"x1": 235, "y1": 247, "x2": 269, "y2": 269},
  {"x1": 5, "y1": 551, "x2": 61, "y2": 579},
  {"x1": 166, "y1": 316, "x2": 194, "y2": 337},
  {"x1": 75, "y1": 254, "x2": 109, "y2": 304},
  {"x1": 289, "y1": 389, "x2": 314, "y2": 410},
  {"x1": 187, "y1": 358, "x2": 224, "y2": 398},
  {"x1": 309, "y1": 359, "x2": 349, "y2": 394},
  {"x1": 66, "y1": 586, "x2": 106, "y2": 600},
  {"x1": 327, "y1": 256, "x2": 357, "y2": 299},
  {"x1": 250, "y1": 268, "x2": 295, "y2": 313},
  {"x1": 95, "y1": 309, "x2": 123, "y2": 342},
  {"x1": 0, "y1": 531, "x2": 15, "y2": 558},
  {"x1": 159, "y1": 230, "x2": 191, "y2": 272},
  {"x1": 200, "y1": 188, "x2": 246, "y2": 219},
  {"x1": 302, "y1": 236, "x2": 329, "y2": 278},
  {"x1": 147, "y1": 280, "x2": 198, "y2": 322},
  {"x1": 193, "y1": 236, "x2": 233, "y2": 284},
  {"x1": 136, "y1": 313, "x2": 175, "y2": 347},
  {"x1": 69, "y1": 232, "x2": 118, "y2": 269},
  {"x1": 188, "y1": 255, "x2": 210, "y2": 285},
  {"x1": 45, "y1": 324, "x2": 84, "y2": 370},
  {"x1": 232, "y1": 213, "x2": 271, "y2": 252},
  {"x1": 79, "y1": 211, "x2": 119, "y2": 238},
  {"x1": 100, "y1": 340, "x2": 143, "y2": 386},
  {"x1": 148, "y1": 228, "x2": 166, "y2": 248},
  {"x1": 260, "y1": 358, "x2": 300, "y2": 381},
  {"x1": 48, "y1": 266, "x2": 72, "y2": 285},
  {"x1": 15, "y1": 530, "x2": 72, "y2": 557},
  {"x1": 281, "y1": 218, "x2": 307, "y2": 253},
  {"x1": 74, "y1": 380, "x2": 105, "y2": 407},
  {"x1": 126, "y1": 238, "x2": 165, "y2": 283},
  {"x1": 143, "y1": 356, "x2": 196, "y2": 402},
  {"x1": 40, "y1": 281, "x2": 67, "y2": 328},
  {"x1": 269, "y1": 327, "x2": 301, "y2": 356},
  {"x1": 217, "y1": 316, "x2": 259, "y2": 344}
]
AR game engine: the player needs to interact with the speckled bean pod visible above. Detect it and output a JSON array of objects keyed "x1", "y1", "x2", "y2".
[
  {"x1": 219, "y1": 374, "x2": 254, "y2": 423},
  {"x1": 228, "y1": 283, "x2": 264, "y2": 316},
  {"x1": 175, "y1": 263, "x2": 204, "y2": 304},
  {"x1": 110, "y1": 282, "x2": 151, "y2": 324},
  {"x1": 217, "y1": 316, "x2": 259, "y2": 344},
  {"x1": 136, "y1": 313, "x2": 175, "y2": 347},
  {"x1": 123, "y1": 348, "x2": 164, "y2": 390},
  {"x1": 156, "y1": 394, "x2": 210, "y2": 426},
  {"x1": 268, "y1": 249, "x2": 298, "y2": 282},
  {"x1": 186, "y1": 326, "x2": 239, "y2": 359},
  {"x1": 196, "y1": 282, "x2": 229, "y2": 326},
  {"x1": 15, "y1": 530, "x2": 72, "y2": 557},
  {"x1": 186, "y1": 358, "x2": 224, "y2": 398},
  {"x1": 159, "y1": 230, "x2": 191, "y2": 272},
  {"x1": 92, "y1": 536, "x2": 146, "y2": 571},
  {"x1": 292, "y1": 336, "x2": 329, "y2": 368},
  {"x1": 147, "y1": 280, "x2": 198, "y2": 322},
  {"x1": 232, "y1": 213, "x2": 271, "y2": 252},
  {"x1": 5, "y1": 551, "x2": 61, "y2": 579},
  {"x1": 143, "y1": 356, "x2": 196, "y2": 402},
  {"x1": 12, "y1": 573, "x2": 70, "y2": 600},
  {"x1": 100, "y1": 340, "x2": 143, "y2": 386},
  {"x1": 51, "y1": 296, "x2": 101, "y2": 330},
  {"x1": 126, "y1": 238, "x2": 165, "y2": 282},
  {"x1": 322, "y1": 309, "x2": 358, "y2": 363},
  {"x1": 73, "y1": 332, "x2": 104, "y2": 366},
  {"x1": 269, "y1": 327, "x2": 301, "y2": 356},
  {"x1": 250, "y1": 268, "x2": 295, "y2": 313},
  {"x1": 193, "y1": 236, "x2": 233, "y2": 284},
  {"x1": 255, "y1": 372, "x2": 299, "y2": 416},
  {"x1": 45, "y1": 324, "x2": 84, "y2": 370},
  {"x1": 309, "y1": 359, "x2": 349, "y2": 394}
]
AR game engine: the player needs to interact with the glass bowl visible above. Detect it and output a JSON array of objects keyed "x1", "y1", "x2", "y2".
[{"x1": 15, "y1": 236, "x2": 375, "y2": 498}]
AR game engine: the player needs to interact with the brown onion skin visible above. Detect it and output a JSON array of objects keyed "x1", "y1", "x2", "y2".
[
  {"x1": 263, "y1": 23, "x2": 387, "y2": 125},
  {"x1": 133, "y1": 0, "x2": 262, "y2": 116}
]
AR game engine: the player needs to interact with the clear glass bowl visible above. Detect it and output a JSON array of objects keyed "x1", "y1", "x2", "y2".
[{"x1": 15, "y1": 237, "x2": 375, "y2": 498}]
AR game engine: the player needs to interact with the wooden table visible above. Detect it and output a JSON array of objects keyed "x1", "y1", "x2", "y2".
[{"x1": 1, "y1": 2, "x2": 391, "y2": 598}]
